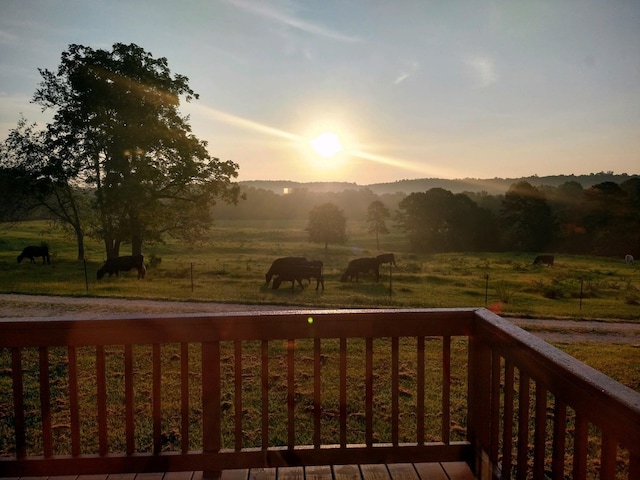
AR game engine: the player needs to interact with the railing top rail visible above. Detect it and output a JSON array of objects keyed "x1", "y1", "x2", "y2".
[{"x1": 0, "y1": 307, "x2": 478, "y2": 347}]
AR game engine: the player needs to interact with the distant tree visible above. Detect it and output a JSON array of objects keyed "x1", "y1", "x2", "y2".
[
  {"x1": 366, "y1": 200, "x2": 390, "y2": 250},
  {"x1": 396, "y1": 188, "x2": 497, "y2": 253},
  {"x1": 306, "y1": 203, "x2": 347, "y2": 250},
  {"x1": 31, "y1": 43, "x2": 241, "y2": 258},
  {"x1": 499, "y1": 181, "x2": 554, "y2": 252},
  {"x1": 582, "y1": 182, "x2": 634, "y2": 256}
]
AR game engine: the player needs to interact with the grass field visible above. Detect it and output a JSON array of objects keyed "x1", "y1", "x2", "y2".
[{"x1": 1, "y1": 219, "x2": 639, "y2": 320}]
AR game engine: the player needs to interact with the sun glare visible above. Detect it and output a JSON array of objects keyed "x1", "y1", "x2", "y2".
[{"x1": 310, "y1": 132, "x2": 344, "y2": 158}]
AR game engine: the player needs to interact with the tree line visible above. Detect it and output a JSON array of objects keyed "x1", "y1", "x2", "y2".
[{"x1": 244, "y1": 179, "x2": 639, "y2": 258}]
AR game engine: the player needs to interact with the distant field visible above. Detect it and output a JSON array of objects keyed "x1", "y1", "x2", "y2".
[{"x1": 1, "y1": 219, "x2": 639, "y2": 321}]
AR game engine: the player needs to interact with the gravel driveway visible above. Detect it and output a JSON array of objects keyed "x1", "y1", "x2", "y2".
[{"x1": 1, "y1": 293, "x2": 639, "y2": 344}]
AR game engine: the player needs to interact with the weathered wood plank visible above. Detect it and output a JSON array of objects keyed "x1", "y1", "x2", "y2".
[
  {"x1": 305, "y1": 465, "x2": 332, "y2": 480},
  {"x1": 333, "y1": 464, "x2": 361, "y2": 480},
  {"x1": 220, "y1": 470, "x2": 249, "y2": 480},
  {"x1": 360, "y1": 464, "x2": 390, "y2": 480},
  {"x1": 386, "y1": 463, "x2": 419, "y2": 480},
  {"x1": 249, "y1": 468, "x2": 277, "y2": 480},
  {"x1": 413, "y1": 463, "x2": 449, "y2": 480},
  {"x1": 440, "y1": 462, "x2": 475, "y2": 480},
  {"x1": 278, "y1": 466, "x2": 303, "y2": 480}
]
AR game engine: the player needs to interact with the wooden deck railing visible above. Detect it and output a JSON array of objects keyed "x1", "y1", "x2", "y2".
[{"x1": 1, "y1": 308, "x2": 639, "y2": 479}]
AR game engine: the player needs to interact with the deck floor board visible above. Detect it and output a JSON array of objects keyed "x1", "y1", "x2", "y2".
[{"x1": 11, "y1": 462, "x2": 475, "y2": 480}]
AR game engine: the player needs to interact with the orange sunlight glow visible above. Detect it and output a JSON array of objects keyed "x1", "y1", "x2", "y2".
[{"x1": 190, "y1": 103, "x2": 462, "y2": 179}]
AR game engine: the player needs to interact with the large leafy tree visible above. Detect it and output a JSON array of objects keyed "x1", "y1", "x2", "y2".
[
  {"x1": 32, "y1": 43, "x2": 241, "y2": 258},
  {"x1": 0, "y1": 117, "x2": 88, "y2": 258},
  {"x1": 366, "y1": 200, "x2": 390, "y2": 250},
  {"x1": 306, "y1": 203, "x2": 347, "y2": 250}
]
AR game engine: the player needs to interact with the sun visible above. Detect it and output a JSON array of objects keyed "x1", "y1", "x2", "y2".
[{"x1": 309, "y1": 132, "x2": 344, "y2": 158}]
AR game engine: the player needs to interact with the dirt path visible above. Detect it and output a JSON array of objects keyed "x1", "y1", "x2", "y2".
[{"x1": 1, "y1": 293, "x2": 639, "y2": 344}]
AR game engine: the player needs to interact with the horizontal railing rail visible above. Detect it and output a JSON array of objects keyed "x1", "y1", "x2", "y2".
[{"x1": 1, "y1": 308, "x2": 639, "y2": 479}]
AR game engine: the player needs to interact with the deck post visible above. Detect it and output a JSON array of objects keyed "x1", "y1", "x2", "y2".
[{"x1": 468, "y1": 335, "x2": 493, "y2": 479}]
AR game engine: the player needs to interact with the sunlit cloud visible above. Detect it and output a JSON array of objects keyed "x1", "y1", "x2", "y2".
[
  {"x1": 393, "y1": 60, "x2": 419, "y2": 85},
  {"x1": 466, "y1": 56, "x2": 499, "y2": 88},
  {"x1": 223, "y1": 0, "x2": 361, "y2": 42}
]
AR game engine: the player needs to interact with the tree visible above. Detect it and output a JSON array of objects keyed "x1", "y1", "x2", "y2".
[
  {"x1": 366, "y1": 200, "x2": 390, "y2": 250},
  {"x1": 0, "y1": 117, "x2": 88, "y2": 259},
  {"x1": 396, "y1": 188, "x2": 497, "y2": 253},
  {"x1": 31, "y1": 43, "x2": 241, "y2": 258},
  {"x1": 306, "y1": 203, "x2": 347, "y2": 250},
  {"x1": 499, "y1": 181, "x2": 554, "y2": 252}
]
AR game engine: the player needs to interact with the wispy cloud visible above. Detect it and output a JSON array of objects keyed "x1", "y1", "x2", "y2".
[
  {"x1": 393, "y1": 60, "x2": 419, "y2": 85},
  {"x1": 466, "y1": 56, "x2": 499, "y2": 88},
  {"x1": 224, "y1": 0, "x2": 361, "y2": 42}
]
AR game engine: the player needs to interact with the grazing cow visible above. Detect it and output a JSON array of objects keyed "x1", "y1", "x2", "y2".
[
  {"x1": 376, "y1": 253, "x2": 396, "y2": 266},
  {"x1": 340, "y1": 257, "x2": 380, "y2": 282},
  {"x1": 533, "y1": 254, "x2": 554, "y2": 266},
  {"x1": 273, "y1": 259, "x2": 324, "y2": 292},
  {"x1": 97, "y1": 255, "x2": 146, "y2": 280},
  {"x1": 17, "y1": 245, "x2": 50, "y2": 264},
  {"x1": 265, "y1": 257, "x2": 308, "y2": 285},
  {"x1": 625, "y1": 254, "x2": 634, "y2": 264}
]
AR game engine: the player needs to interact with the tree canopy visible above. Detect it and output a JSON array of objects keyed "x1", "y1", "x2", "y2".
[
  {"x1": 306, "y1": 203, "x2": 347, "y2": 250},
  {"x1": 27, "y1": 42, "x2": 241, "y2": 258}
]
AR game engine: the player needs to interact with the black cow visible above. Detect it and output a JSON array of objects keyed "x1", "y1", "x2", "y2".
[
  {"x1": 340, "y1": 257, "x2": 380, "y2": 282},
  {"x1": 97, "y1": 255, "x2": 146, "y2": 280},
  {"x1": 376, "y1": 253, "x2": 396, "y2": 266},
  {"x1": 273, "y1": 260, "x2": 324, "y2": 292},
  {"x1": 265, "y1": 257, "x2": 308, "y2": 285},
  {"x1": 533, "y1": 254, "x2": 554, "y2": 266},
  {"x1": 17, "y1": 245, "x2": 50, "y2": 264}
]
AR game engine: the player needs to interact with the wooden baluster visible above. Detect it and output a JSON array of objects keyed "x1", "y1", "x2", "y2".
[
  {"x1": 551, "y1": 398, "x2": 566, "y2": 479},
  {"x1": 416, "y1": 337, "x2": 425, "y2": 446},
  {"x1": 181, "y1": 342, "x2": 190, "y2": 454},
  {"x1": 502, "y1": 361, "x2": 515, "y2": 479},
  {"x1": 442, "y1": 336, "x2": 451, "y2": 445},
  {"x1": 516, "y1": 371, "x2": 530, "y2": 480},
  {"x1": 125, "y1": 344, "x2": 134, "y2": 455},
  {"x1": 234, "y1": 341, "x2": 242, "y2": 452},
  {"x1": 203, "y1": 341, "x2": 221, "y2": 478},
  {"x1": 572, "y1": 412, "x2": 588, "y2": 479},
  {"x1": 340, "y1": 337, "x2": 347, "y2": 448},
  {"x1": 288, "y1": 339, "x2": 295, "y2": 449},
  {"x1": 533, "y1": 384, "x2": 547, "y2": 480},
  {"x1": 39, "y1": 346, "x2": 52, "y2": 458},
  {"x1": 600, "y1": 431, "x2": 617, "y2": 480},
  {"x1": 261, "y1": 340, "x2": 269, "y2": 450},
  {"x1": 314, "y1": 337, "x2": 321, "y2": 449},
  {"x1": 153, "y1": 343, "x2": 161, "y2": 455},
  {"x1": 391, "y1": 336, "x2": 399, "y2": 446},
  {"x1": 12, "y1": 348, "x2": 26, "y2": 459},
  {"x1": 68, "y1": 346, "x2": 80, "y2": 457},
  {"x1": 365, "y1": 337, "x2": 373, "y2": 447},
  {"x1": 490, "y1": 351, "x2": 501, "y2": 467},
  {"x1": 96, "y1": 345, "x2": 107, "y2": 456}
]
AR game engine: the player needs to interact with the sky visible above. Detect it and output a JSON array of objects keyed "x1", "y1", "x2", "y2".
[{"x1": 1, "y1": 0, "x2": 639, "y2": 185}]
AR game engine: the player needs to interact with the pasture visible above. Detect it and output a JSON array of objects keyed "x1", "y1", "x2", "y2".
[{"x1": 1, "y1": 219, "x2": 639, "y2": 320}]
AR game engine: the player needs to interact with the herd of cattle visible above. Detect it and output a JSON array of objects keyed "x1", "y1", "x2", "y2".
[
  {"x1": 264, "y1": 253, "x2": 397, "y2": 292},
  {"x1": 15, "y1": 244, "x2": 636, "y2": 290}
]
